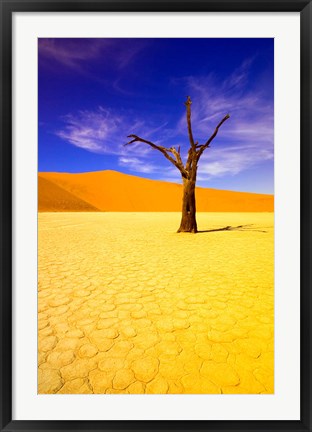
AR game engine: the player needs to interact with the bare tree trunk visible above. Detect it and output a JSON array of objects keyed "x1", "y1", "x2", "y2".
[
  {"x1": 126, "y1": 97, "x2": 230, "y2": 234},
  {"x1": 177, "y1": 178, "x2": 197, "y2": 233}
]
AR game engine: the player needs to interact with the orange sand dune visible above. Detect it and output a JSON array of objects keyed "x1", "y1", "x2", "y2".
[
  {"x1": 38, "y1": 170, "x2": 274, "y2": 212},
  {"x1": 38, "y1": 177, "x2": 99, "y2": 212}
]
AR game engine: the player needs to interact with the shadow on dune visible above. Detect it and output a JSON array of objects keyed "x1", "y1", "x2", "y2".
[{"x1": 198, "y1": 224, "x2": 267, "y2": 233}]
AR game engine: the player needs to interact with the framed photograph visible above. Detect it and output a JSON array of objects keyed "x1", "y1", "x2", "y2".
[{"x1": 1, "y1": 1, "x2": 311, "y2": 431}]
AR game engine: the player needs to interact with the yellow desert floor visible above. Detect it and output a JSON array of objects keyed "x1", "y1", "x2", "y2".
[{"x1": 38, "y1": 212, "x2": 274, "y2": 395}]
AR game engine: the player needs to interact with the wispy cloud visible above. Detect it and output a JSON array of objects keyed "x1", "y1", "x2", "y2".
[
  {"x1": 56, "y1": 106, "x2": 181, "y2": 176},
  {"x1": 56, "y1": 106, "x2": 163, "y2": 160},
  {"x1": 174, "y1": 57, "x2": 274, "y2": 179},
  {"x1": 38, "y1": 39, "x2": 105, "y2": 71},
  {"x1": 222, "y1": 57, "x2": 254, "y2": 92},
  {"x1": 118, "y1": 157, "x2": 158, "y2": 174},
  {"x1": 56, "y1": 107, "x2": 124, "y2": 153},
  {"x1": 197, "y1": 145, "x2": 273, "y2": 180},
  {"x1": 56, "y1": 56, "x2": 273, "y2": 181},
  {"x1": 39, "y1": 38, "x2": 145, "y2": 73}
]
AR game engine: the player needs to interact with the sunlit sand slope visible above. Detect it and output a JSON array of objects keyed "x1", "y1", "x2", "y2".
[
  {"x1": 39, "y1": 171, "x2": 274, "y2": 212},
  {"x1": 38, "y1": 212, "x2": 274, "y2": 394}
]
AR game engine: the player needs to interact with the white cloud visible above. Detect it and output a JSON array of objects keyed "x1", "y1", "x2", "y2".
[
  {"x1": 56, "y1": 107, "x2": 123, "y2": 153},
  {"x1": 173, "y1": 57, "x2": 274, "y2": 178},
  {"x1": 39, "y1": 39, "x2": 106, "y2": 72},
  {"x1": 118, "y1": 157, "x2": 157, "y2": 174},
  {"x1": 197, "y1": 146, "x2": 273, "y2": 179},
  {"x1": 55, "y1": 56, "x2": 273, "y2": 181},
  {"x1": 56, "y1": 107, "x2": 166, "y2": 160},
  {"x1": 39, "y1": 39, "x2": 145, "y2": 72}
]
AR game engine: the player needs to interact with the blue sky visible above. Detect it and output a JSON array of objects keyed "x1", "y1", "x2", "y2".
[{"x1": 38, "y1": 38, "x2": 274, "y2": 193}]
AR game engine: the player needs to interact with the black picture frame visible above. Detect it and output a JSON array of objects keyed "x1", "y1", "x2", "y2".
[{"x1": 1, "y1": 1, "x2": 311, "y2": 431}]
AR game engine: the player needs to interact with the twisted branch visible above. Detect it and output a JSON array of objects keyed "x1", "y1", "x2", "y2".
[
  {"x1": 196, "y1": 114, "x2": 230, "y2": 160},
  {"x1": 125, "y1": 135, "x2": 188, "y2": 178}
]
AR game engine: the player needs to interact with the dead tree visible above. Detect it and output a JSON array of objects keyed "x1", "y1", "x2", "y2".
[{"x1": 126, "y1": 97, "x2": 230, "y2": 233}]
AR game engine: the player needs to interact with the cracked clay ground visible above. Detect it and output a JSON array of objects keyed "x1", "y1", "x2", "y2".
[{"x1": 38, "y1": 212, "x2": 274, "y2": 394}]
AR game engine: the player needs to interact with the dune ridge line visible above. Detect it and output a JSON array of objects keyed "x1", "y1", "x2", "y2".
[{"x1": 38, "y1": 170, "x2": 274, "y2": 212}]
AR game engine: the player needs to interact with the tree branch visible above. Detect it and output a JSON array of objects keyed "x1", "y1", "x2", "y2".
[
  {"x1": 185, "y1": 96, "x2": 196, "y2": 148},
  {"x1": 168, "y1": 146, "x2": 185, "y2": 169},
  {"x1": 196, "y1": 114, "x2": 230, "y2": 159},
  {"x1": 126, "y1": 135, "x2": 188, "y2": 178}
]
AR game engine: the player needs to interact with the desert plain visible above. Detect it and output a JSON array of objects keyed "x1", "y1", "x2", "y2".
[{"x1": 38, "y1": 210, "x2": 274, "y2": 394}]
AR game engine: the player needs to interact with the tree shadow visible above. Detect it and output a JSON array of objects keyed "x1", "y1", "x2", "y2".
[{"x1": 198, "y1": 224, "x2": 267, "y2": 233}]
